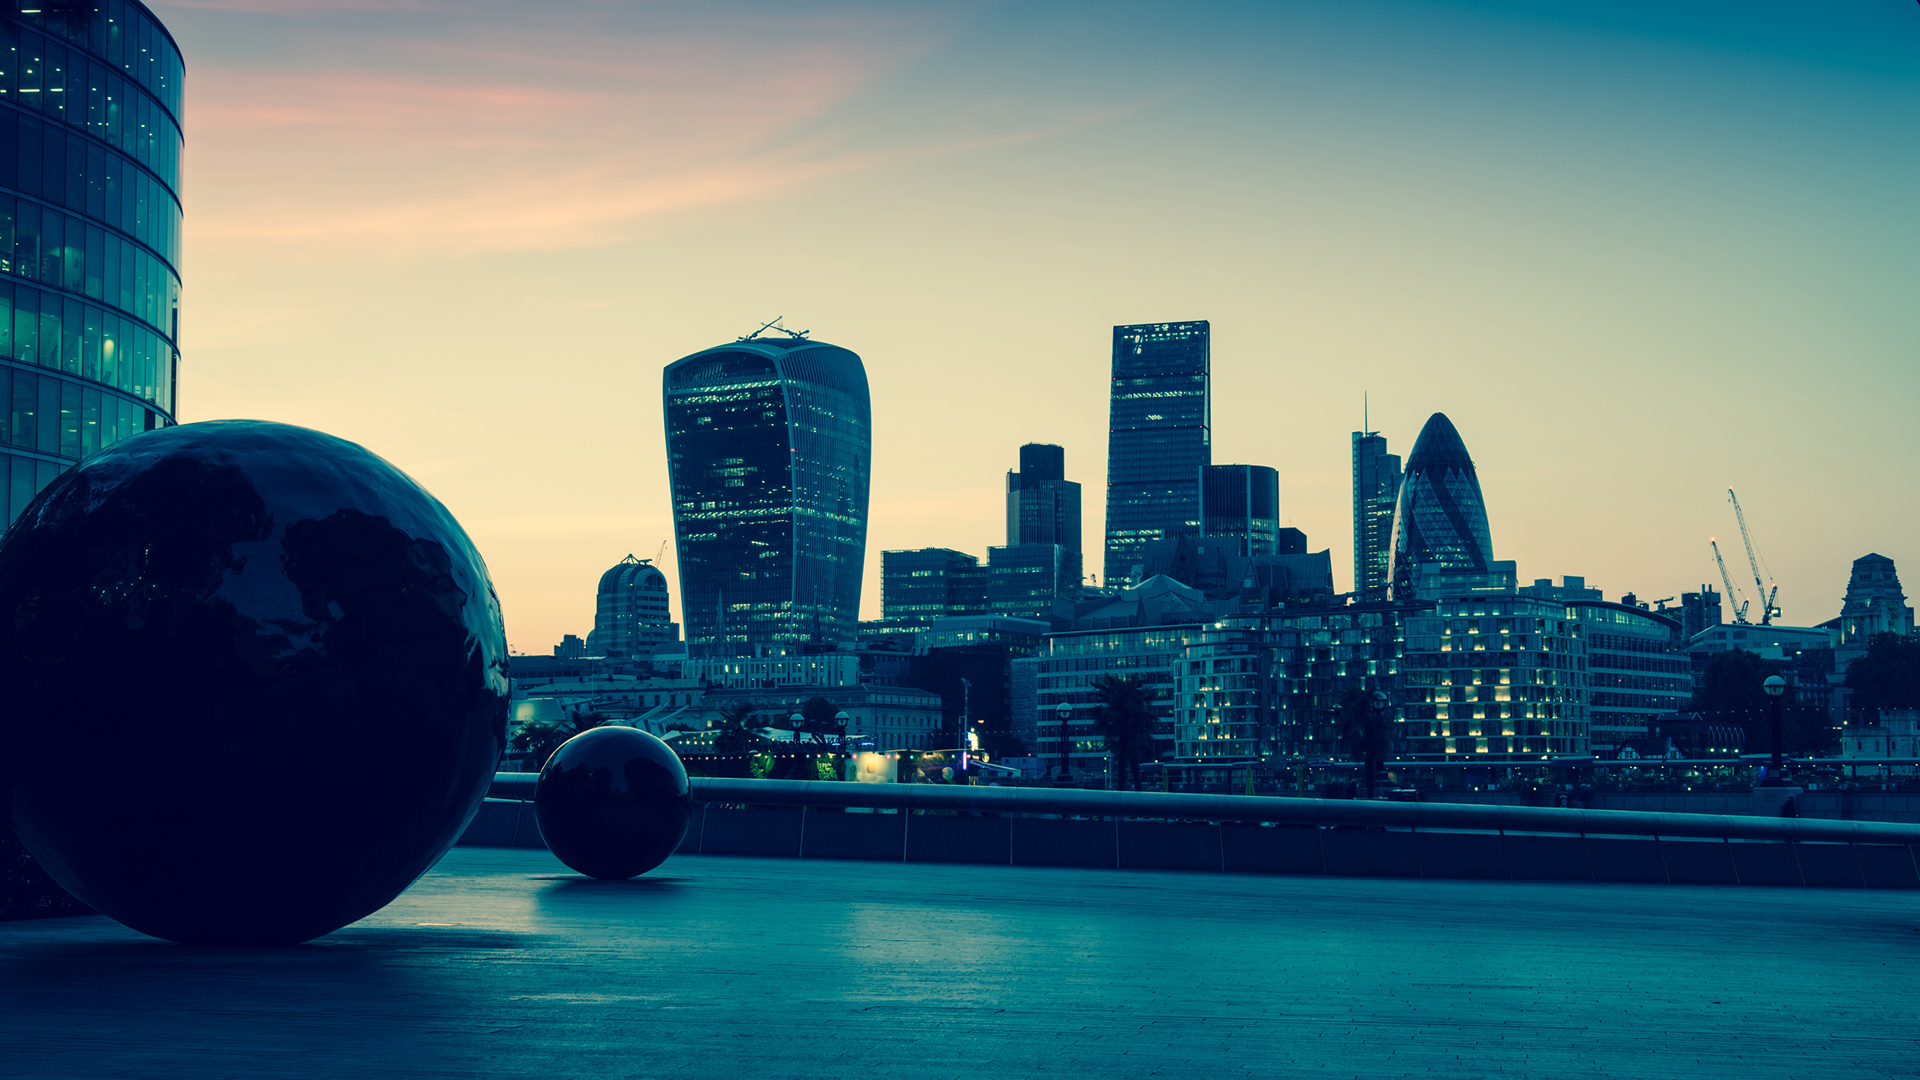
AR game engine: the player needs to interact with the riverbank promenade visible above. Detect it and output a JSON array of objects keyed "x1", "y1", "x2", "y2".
[{"x1": 4, "y1": 847, "x2": 1918, "y2": 1078}]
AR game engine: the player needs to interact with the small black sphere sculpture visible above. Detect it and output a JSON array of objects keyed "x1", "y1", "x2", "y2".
[
  {"x1": 0, "y1": 420, "x2": 508, "y2": 945},
  {"x1": 535, "y1": 728, "x2": 691, "y2": 879}
]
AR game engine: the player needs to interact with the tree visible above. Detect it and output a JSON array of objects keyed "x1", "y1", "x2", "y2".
[
  {"x1": 1334, "y1": 686, "x2": 1375, "y2": 761},
  {"x1": 1691, "y1": 649, "x2": 1773, "y2": 724},
  {"x1": 1090, "y1": 675, "x2": 1157, "y2": 790},
  {"x1": 1693, "y1": 649, "x2": 1837, "y2": 758},
  {"x1": 510, "y1": 709, "x2": 608, "y2": 772},
  {"x1": 800, "y1": 695, "x2": 844, "y2": 745},
  {"x1": 710, "y1": 700, "x2": 763, "y2": 778},
  {"x1": 1845, "y1": 634, "x2": 1920, "y2": 721}
]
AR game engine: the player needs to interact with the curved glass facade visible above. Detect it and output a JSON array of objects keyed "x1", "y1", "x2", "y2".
[
  {"x1": 663, "y1": 338, "x2": 870, "y2": 657},
  {"x1": 0, "y1": 1, "x2": 181, "y2": 529},
  {"x1": 1389, "y1": 412, "x2": 1492, "y2": 598}
]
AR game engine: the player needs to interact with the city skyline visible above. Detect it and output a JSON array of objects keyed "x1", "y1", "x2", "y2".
[{"x1": 151, "y1": 0, "x2": 1919, "y2": 653}]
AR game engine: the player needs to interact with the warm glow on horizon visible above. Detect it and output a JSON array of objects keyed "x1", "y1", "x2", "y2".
[{"x1": 162, "y1": 0, "x2": 1920, "y2": 653}]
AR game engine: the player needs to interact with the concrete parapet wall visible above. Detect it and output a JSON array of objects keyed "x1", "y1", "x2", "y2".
[{"x1": 457, "y1": 800, "x2": 1920, "y2": 889}]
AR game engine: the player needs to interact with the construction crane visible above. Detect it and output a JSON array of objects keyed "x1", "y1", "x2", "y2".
[
  {"x1": 654, "y1": 539, "x2": 668, "y2": 564},
  {"x1": 1710, "y1": 538, "x2": 1751, "y2": 624},
  {"x1": 1727, "y1": 489, "x2": 1779, "y2": 625}
]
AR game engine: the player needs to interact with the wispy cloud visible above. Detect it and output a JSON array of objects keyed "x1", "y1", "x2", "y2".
[{"x1": 178, "y1": 3, "x2": 1111, "y2": 255}]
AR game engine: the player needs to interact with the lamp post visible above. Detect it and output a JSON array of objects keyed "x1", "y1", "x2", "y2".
[
  {"x1": 1056, "y1": 701, "x2": 1073, "y2": 785},
  {"x1": 835, "y1": 710, "x2": 851, "y2": 753},
  {"x1": 959, "y1": 677, "x2": 972, "y2": 779},
  {"x1": 1763, "y1": 675, "x2": 1786, "y2": 785},
  {"x1": 1367, "y1": 690, "x2": 1389, "y2": 799}
]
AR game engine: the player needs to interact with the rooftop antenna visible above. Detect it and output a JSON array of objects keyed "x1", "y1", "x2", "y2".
[
  {"x1": 1364, "y1": 391, "x2": 1369, "y2": 436},
  {"x1": 738, "y1": 316, "x2": 811, "y2": 342}
]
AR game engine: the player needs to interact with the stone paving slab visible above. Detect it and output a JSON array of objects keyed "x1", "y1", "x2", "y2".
[{"x1": 3, "y1": 847, "x2": 1919, "y2": 1079}]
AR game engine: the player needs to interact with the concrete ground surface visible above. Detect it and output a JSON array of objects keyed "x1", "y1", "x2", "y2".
[{"x1": 3, "y1": 847, "x2": 1918, "y2": 1080}]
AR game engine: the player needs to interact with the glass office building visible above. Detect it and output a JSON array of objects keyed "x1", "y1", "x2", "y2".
[
  {"x1": 0, "y1": 2, "x2": 183, "y2": 528},
  {"x1": 881, "y1": 547, "x2": 984, "y2": 632},
  {"x1": 1389, "y1": 413, "x2": 1493, "y2": 599},
  {"x1": 1200, "y1": 463, "x2": 1279, "y2": 556},
  {"x1": 1570, "y1": 600, "x2": 1686, "y2": 752},
  {"x1": 1351, "y1": 431, "x2": 1400, "y2": 601},
  {"x1": 663, "y1": 337, "x2": 870, "y2": 657},
  {"x1": 1104, "y1": 321, "x2": 1208, "y2": 587},
  {"x1": 1399, "y1": 595, "x2": 1588, "y2": 759}
]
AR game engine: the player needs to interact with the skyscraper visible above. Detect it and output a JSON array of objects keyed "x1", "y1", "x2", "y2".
[
  {"x1": 1006, "y1": 443, "x2": 1081, "y2": 556},
  {"x1": 1, "y1": 2, "x2": 184, "y2": 530},
  {"x1": 1389, "y1": 412, "x2": 1494, "y2": 598},
  {"x1": 1200, "y1": 464, "x2": 1279, "y2": 556},
  {"x1": 663, "y1": 335, "x2": 870, "y2": 657},
  {"x1": 585, "y1": 555, "x2": 675, "y2": 658},
  {"x1": 1351, "y1": 431, "x2": 1401, "y2": 601},
  {"x1": 1104, "y1": 321, "x2": 1210, "y2": 586}
]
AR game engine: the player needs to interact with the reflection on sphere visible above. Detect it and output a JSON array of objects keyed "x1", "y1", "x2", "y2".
[
  {"x1": 0, "y1": 420, "x2": 509, "y2": 946},
  {"x1": 536, "y1": 727, "x2": 691, "y2": 880}
]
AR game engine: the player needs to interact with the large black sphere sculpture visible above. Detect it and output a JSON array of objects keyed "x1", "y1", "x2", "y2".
[
  {"x1": 0, "y1": 420, "x2": 509, "y2": 945},
  {"x1": 535, "y1": 728, "x2": 691, "y2": 879}
]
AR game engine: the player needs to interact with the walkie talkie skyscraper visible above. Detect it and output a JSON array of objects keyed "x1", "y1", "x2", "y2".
[{"x1": 663, "y1": 330, "x2": 870, "y2": 657}]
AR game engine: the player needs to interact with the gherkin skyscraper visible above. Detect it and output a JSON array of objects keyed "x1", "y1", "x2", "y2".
[{"x1": 1388, "y1": 412, "x2": 1493, "y2": 597}]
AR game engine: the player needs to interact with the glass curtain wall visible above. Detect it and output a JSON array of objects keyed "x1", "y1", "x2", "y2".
[
  {"x1": 1104, "y1": 321, "x2": 1209, "y2": 587},
  {"x1": 0, "y1": 0, "x2": 182, "y2": 528},
  {"x1": 1390, "y1": 412, "x2": 1493, "y2": 599},
  {"x1": 663, "y1": 339, "x2": 870, "y2": 657}
]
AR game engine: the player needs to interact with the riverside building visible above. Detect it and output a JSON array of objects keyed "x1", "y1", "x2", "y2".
[
  {"x1": 1399, "y1": 593, "x2": 1588, "y2": 759},
  {"x1": 1568, "y1": 600, "x2": 1686, "y2": 753},
  {"x1": 0, "y1": 2, "x2": 183, "y2": 527}
]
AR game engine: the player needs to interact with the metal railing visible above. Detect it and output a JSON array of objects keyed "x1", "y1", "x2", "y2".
[{"x1": 487, "y1": 774, "x2": 1920, "y2": 847}]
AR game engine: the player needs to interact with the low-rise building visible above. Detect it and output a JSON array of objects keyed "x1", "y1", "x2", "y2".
[
  {"x1": 1841, "y1": 707, "x2": 1920, "y2": 775},
  {"x1": 682, "y1": 653, "x2": 861, "y2": 689},
  {"x1": 687, "y1": 685, "x2": 945, "y2": 751}
]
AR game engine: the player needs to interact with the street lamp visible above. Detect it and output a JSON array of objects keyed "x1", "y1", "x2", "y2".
[
  {"x1": 1366, "y1": 690, "x2": 1389, "y2": 799},
  {"x1": 1763, "y1": 675, "x2": 1787, "y2": 785},
  {"x1": 1056, "y1": 701, "x2": 1073, "y2": 784},
  {"x1": 835, "y1": 710, "x2": 851, "y2": 752}
]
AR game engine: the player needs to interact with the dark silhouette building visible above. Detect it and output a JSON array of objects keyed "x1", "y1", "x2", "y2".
[
  {"x1": 0, "y1": 1, "x2": 184, "y2": 528},
  {"x1": 1006, "y1": 441, "x2": 1080, "y2": 568},
  {"x1": 663, "y1": 335, "x2": 870, "y2": 656},
  {"x1": 1103, "y1": 321, "x2": 1209, "y2": 587},
  {"x1": 1200, "y1": 463, "x2": 1279, "y2": 556},
  {"x1": 1351, "y1": 430, "x2": 1400, "y2": 601},
  {"x1": 1389, "y1": 413, "x2": 1493, "y2": 599}
]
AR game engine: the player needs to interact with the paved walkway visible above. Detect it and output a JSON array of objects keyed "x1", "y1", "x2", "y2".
[{"x1": 3, "y1": 847, "x2": 1918, "y2": 1079}]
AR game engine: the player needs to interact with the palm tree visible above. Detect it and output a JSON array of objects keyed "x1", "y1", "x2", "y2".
[
  {"x1": 510, "y1": 709, "x2": 608, "y2": 772},
  {"x1": 1090, "y1": 675, "x2": 1157, "y2": 790},
  {"x1": 711, "y1": 699, "x2": 763, "y2": 778}
]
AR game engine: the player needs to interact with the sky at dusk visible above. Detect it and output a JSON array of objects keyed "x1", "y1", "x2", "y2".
[{"x1": 156, "y1": 0, "x2": 1920, "y2": 654}]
